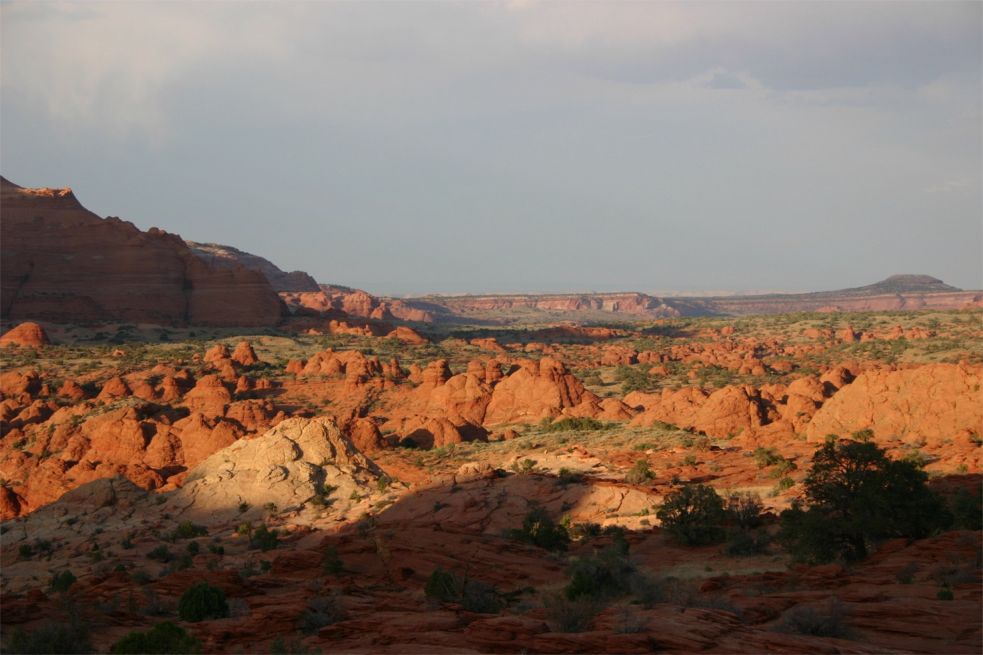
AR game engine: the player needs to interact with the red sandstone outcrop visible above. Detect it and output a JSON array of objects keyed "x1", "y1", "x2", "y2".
[
  {"x1": 0, "y1": 177, "x2": 283, "y2": 326},
  {"x1": 804, "y1": 363, "x2": 983, "y2": 444},
  {"x1": 484, "y1": 358, "x2": 597, "y2": 425},
  {"x1": 231, "y1": 340, "x2": 260, "y2": 366},
  {"x1": 0, "y1": 322, "x2": 49, "y2": 348},
  {"x1": 386, "y1": 326, "x2": 428, "y2": 345}
]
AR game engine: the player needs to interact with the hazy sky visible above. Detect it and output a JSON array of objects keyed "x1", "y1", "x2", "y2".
[{"x1": 2, "y1": 1, "x2": 981, "y2": 295}]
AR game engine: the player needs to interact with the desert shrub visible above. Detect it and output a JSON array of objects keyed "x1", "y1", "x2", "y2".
[
  {"x1": 507, "y1": 506, "x2": 570, "y2": 551},
  {"x1": 177, "y1": 582, "x2": 229, "y2": 622},
  {"x1": 49, "y1": 570, "x2": 76, "y2": 593},
  {"x1": 779, "y1": 439, "x2": 950, "y2": 562},
  {"x1": 726, "y1": 492, "x2": 763, "y2": 530},
  {"x1": 628, "y1": 573, "x2": 669, "y2": 608},
  {"x1": 110, "y1": 622, "x2": 200, "y2": 654},
  {"x1": 557, "y1": 468, "x2": 584, "y2": 486},
  {"x1": 269, "y1": 637, "x2": 320, "y2": 654},
  {"x1": 657, "y1": 484, "x2": 727, "y2": 545},
  {"x1": 615, "y1": 365, "x2": 657, "y2": 393},
  {"x1": 949, "y1": 487, "x2": 982, "y2": 530},
  {"x1": 895, "y1": 562, "x2": 918, "y2": 584},
  {"x1": 322, "y1": 546, "x2": 343, "y2": 576},
  {"x1": 753, "y1": 447, "x2": 784, "y2": 469},
  {"x1": 171, "y1": 521, "x2": 207, "y2": 540},
  {"x1": 147, "y1": 545, "x2": 174, "y2": 562},
  {"x1": 543, "y1": 417, "x2": 608, "y2": 433},
  {"x1": 936, "y1": 586, "x2": 954, "y2": 601},
  {"x1": 18, "y1": 544, "x2": 34, "y2": 560},
  {"x1": 625, "y1": 460, "x2": 654, "y2": 485},
  {"x1": 723, "y1": 530, "x2": 769, "y2": 556},
  {"x1": 298, "y1": 595, "x2": 343, "y2": 634},
  {"x1": 564, "y1": 541, "x2": 634, "y2": 601},
  {"x1": 510, "y1": 458, "x2": 538, "y2": 474},
  {"x1": 423, "y1": 567, "x2": 504, "y2": 613},
  {"x1": 424, "y1": 567, "x2": 457, "y2": 602},
  {"x1": 569, "y1": 522, "x2": 603, "y2": 540},
  {"x1": 775, "y1": 599, "x2": 849, "y2": 638},
  {"x1": 4, "y1": 621, "x2": 91, "y2": 654},
  {"x1": 248, "y1": 525, "x2": 280, "y2": 551},
  {"x1": 543, "y1": 594, "x2": 602, "y2": 633}
]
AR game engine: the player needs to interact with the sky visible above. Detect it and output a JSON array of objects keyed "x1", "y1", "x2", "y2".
[{"x1": 2, "y1": 1, "x2": 981, "y2": 295}]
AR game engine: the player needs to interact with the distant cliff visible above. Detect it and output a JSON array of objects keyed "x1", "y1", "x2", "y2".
[
  {"x1": 0, "y1": 177, "x2": 284, "y2": 327},
  {"x1": 186, "y1": 242, "x2": 320, "y2": 293}
]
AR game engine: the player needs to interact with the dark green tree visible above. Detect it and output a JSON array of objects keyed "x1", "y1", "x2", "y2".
[
  {"x1": 779, "y1": 439, "x2": 950, "y2": 562},
  {"x1": 656, "y1": 484, "x2": 727, "y2": 545}
]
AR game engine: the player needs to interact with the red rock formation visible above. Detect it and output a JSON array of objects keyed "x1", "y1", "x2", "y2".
[
  {"x1": 484, "y1": 358, "x2": 596, "y2": 425},
  {"x1": 804, "y1": 363, "x2": 983, "y2": 445},
  {"x1": 183, "y1": 375, "x2": 232, "y2": 417},
  {"x1": 0, "y1": 177, "x2": 283, "y2": 326},
  {"x1": 96, "y1": 376, "x2": 131, "y2": 402},
  {"x1": 0, "y1": 322, "x2": 49, "y2": 348},
  {"x1": 387, "y1": 326, "x2": 428, "y2": 345},
  {"x1": 231, "y1": 340, "x2": 260, "y2": 366}
]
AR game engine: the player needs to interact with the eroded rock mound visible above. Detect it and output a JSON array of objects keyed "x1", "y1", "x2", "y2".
[
  {"x1": 484, "y1": 357, "x2": 597, "y2": 425},
  {"x1": 169, "y1": 417, "x2": 383, "y2": 518},
  {"x1": 0, "y1": 322, "x2": 49, "y2": 348}
]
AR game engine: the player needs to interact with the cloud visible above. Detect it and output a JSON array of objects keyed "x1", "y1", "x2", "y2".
[{"x1": 2, "y1": 1, "x2": 979, "y2": 141}]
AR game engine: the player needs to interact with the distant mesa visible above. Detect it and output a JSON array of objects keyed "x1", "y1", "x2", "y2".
[
  {"x1": 836, "y1": 274, "x2": 960, "y2": 295},
  {"x1": 0, "y1": 177, "x2": 284, "y2": 327}
]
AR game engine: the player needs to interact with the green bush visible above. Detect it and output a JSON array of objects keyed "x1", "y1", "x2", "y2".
[
  {"x1": 322, "y1": 546, "x2": 343, "y2": 576},
  {"x1": 110, "y1": 622, "x2": 200, "y2": 654},
  {"x1": 722, "y1": 530, "x2": 769, "y2": 556},
  {"x1": 507, "y1": 506, "x2": 570, "y2": 551},
  {"x1": 171, "y1": 521, "x2": 208, "y2": 540},
  {"x1": 424, "y1": 567, "x2": 504, "y2": 613},
  {"x1": 177, "y1": 582, "x2": 229, "y2": 622},
  {"x1": 776, "y1": 599, "x2": 849, "y2": 638},
  {"x1": 779, "y1": 439, "x2": 950, "y2": 562},
  {"x1": 657, "y1": 484, "x2": 727, "y2": 545},
  {"x1": 248, "y1": 525, "x2": 280, "y2": 551},
  {"x1": 542, "y1": 417, "x2": 609, "y2": 433},
  {"x1": 147, "y1": 545, "x2": 174, "y2": 562},
  {"x1": 726, "y1": 492, "x2": 763, "y2": 530},
  {"x1": 753, "y1": 447, "x2": 784, "y2": 469},
  {"x1": 557, "y1": 468, "x2": 584, "y2": 486},
  {"x1": 298, "y1": 595, "x2": 343, "y2": 634},
  {"x1": 950, "y1": 487, "x2": 982, "y2": 530},
  {"x1": 564, "y1": 541, "x2": 634, "y2": 601},
  {"x1": 4, "y1": 621, "x2": 91, "y2": 654},
  {"x1": 49, "y1": 570, "x2": 76, "y2": 593},
  {"x1": 543, "y1": 594, "x2": 602, "y2": 633},
  {"x1": 625, "y1": 460, "x2": 654, "y2": 485}
]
